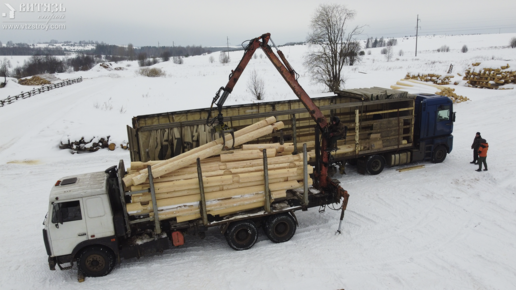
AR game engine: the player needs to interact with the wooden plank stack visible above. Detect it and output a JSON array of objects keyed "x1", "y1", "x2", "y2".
[{"x1": 122, "y1": 117, "x2": 313, "y2": 223}]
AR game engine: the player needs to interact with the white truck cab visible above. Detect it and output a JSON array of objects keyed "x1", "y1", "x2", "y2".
[{"x1": 43, "y1": 171, "x2": 118, "y2": 276}]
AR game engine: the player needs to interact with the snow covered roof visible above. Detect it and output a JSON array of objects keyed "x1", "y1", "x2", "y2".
[{"x1": 49, "y1": 171, "x2": 108, "y2": 201}]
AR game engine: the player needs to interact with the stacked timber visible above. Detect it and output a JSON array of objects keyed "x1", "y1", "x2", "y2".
[
  {"x1": 405, "y1": 72, "x2": 454, "y2": 85},
  {"x1": 123, "y1": 117, "x2": 313, "y2": 223},
  {"x1": 463, "y1": 63, "x2": 516, "y2": 89},
  {"x1": 434, "y1": 88, "x2": 470, "y2": 103}
]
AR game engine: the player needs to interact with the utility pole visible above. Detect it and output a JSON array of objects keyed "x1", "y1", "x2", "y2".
[
  {"x1": 227, "y1": 37, "x2": 230, "y2": 60},
  {"x1": 415, "y1": 15, "x2": 420, "y2": 57}
]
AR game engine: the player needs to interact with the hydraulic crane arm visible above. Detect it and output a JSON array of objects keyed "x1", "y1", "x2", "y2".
[
  {"x1": 207, "y1": 33, "x2": 331, "y2": 188},
  {"x1": 207, "y1": 33, "x2": 328, "y2": 130}
]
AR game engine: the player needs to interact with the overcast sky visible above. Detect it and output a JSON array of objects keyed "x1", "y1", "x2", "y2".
[{"x1": 1, "y1": 0, "x2": 515, "y2": 47}]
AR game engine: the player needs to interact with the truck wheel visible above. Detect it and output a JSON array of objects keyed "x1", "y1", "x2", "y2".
[
  {"x1": 432, "y1": 145, "x2": 447, "y2": 163},
  {"x1": 264, "y1": 214, "x2": 296, "y2": 243},
  {"x1": 225, "y1": 221, "x2": 258, "y2": 251},
  {"x1": 366, "y1": 155, "x2": 385, "y2": 175},
  {"x1": 78, "y1": 246, "x2": 115, "y2": 277}
]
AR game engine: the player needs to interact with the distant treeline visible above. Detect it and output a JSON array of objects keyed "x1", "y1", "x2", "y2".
[
  {"x1": 0, "y1": 46, "x2": 66, "y2": 56},
  {"x1": 0, "y1": 43, "x2": 221, "y2": 57},
  {"x1": 365, "y1": 37, "x2": 397, "y2": 48}
]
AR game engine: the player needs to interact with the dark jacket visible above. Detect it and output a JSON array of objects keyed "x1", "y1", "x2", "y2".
[
  {"x1": 478, "y1": 140, "x2": 488, "y2": 157},
  {"x1": 471, "y1": 135, "x2": 482, "y2": 150}
]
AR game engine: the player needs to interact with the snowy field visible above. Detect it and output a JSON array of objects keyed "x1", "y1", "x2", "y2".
[{"x1": 1, "y1": 33, "x2": 516, "y2": 289}]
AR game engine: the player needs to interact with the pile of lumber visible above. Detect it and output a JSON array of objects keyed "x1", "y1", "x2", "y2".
[
  {"x1": 435, "y1": 88, "x2": 470, "y2": 103},
  {"x1": 18, "y1": 76, "x2": 51, "y2": 86},
  {"x1": 405, "y1": 73, "x2": 454, "y2": 85},
  {"x1": 463, "y1": 63, "x2": 516, "y2": 89},
  {"x1": 123, "y1": 117, "x2": 313, "y2": 223}
]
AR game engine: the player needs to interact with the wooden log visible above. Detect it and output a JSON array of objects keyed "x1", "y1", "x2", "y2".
[
  {"x1": 126, "y1": 117, "x2": 276, "y2": 186},
  {"x1": 132, "y1": 144, "x2": 223, "y2": 185},
  {"x1": 131, "y1": 176, "x2": 294, "y2": 203},
  {"x1": 130, "y1": 166, "x2": 312, "y2": 193},
  {"x1": 134, "y1": 121, "x2": 284, "y2": 185},
  {"x1": 137, "y1": 149, "x2": 307, "y2": 184},
  {"x1": 127, "y1": 180, "x2": 303, "y2": 215},
  {"x1": 175, "y1": 183, "x2": 308, "y2": 222},
  {"x1": 242, "y1": 143, "x2": 295, "y2": 153},
  {"x1": 220, "y1": 148, "x2": 276, "y2": 162}
]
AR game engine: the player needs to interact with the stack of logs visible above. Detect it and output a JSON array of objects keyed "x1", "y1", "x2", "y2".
[
  {"x1": 434, "y1": 88, "x2": 470, "y2": 103},
  {"x1": 405, "y1": 73, "x2": 454, "y2": 85},
  {"x1": 123, "y1": 117, "x2": 313, "y2": 223},
  {"x1": 18, "y1": 76, "x2": 51, "y2": 86},
  {"x1": 463, "y1": 63, "x2": 516, "y2": 89}
]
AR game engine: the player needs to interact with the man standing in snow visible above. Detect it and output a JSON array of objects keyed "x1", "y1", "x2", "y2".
[
  {"x1": 471, "y1": 132, "x2": 482, "y2": 164},
  {"x1": 476, "y1": 139, "x2": 488, "y2": 172}
]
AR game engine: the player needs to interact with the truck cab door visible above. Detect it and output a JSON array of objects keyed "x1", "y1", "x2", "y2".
[
  {"x1": 435, "y1": 104, "x2": 453, "y2": 136},
  {"x1": 48, "y1": 200, "x2": 88, "y2": 257}
]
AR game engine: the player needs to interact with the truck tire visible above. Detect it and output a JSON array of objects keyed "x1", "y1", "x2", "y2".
[
  {"x1": 366, "y1": 155, "x2": 385, "y2": 175},
  {"x1": 225, "y1": 221, "x2": 258, "y2": 251},
  {"x1": 432, "y1": 145, "x2": 447, "y2": 163},
  {"x1": 78, "y1": 246, "x2": 115, "y2": 277},
  {"x1": 264, "y1": 214, "x2": 296, "y2": 243}
]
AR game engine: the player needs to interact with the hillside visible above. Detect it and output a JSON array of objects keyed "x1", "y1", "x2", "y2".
[{"x1": 0, "y1": 33, "x2": 516, "y2": 289}]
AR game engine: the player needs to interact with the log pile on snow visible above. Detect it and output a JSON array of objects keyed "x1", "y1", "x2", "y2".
[
  {"x1": 18, "y1": 76, "x2": 51, "y2": 86},
  {"x1": 405, "y1": 73, "x2": 454, "y2": 85},
  {"x1": 434, "y1": 88, "x2": 470, "y2": 103},
  {"x1": 123, "y1": 117, "x2": 313, "y2": 222},
  {"x1": 59, "y1": 136, "x2": 116, "y2": 153},
  {"x1": 463, "y1": 63, "x2": 516, "y2": 89}
]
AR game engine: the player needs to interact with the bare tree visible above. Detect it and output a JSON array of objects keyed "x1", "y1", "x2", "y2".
[
  {"x1": 173, "y1": 56, "x2": 183, "y2": 64},
  {"x1": 384, "y1": 46, "x2": 393, "y2": 62},
  {"x1": 399, "y1": 49, "x2": 404, "y2": 56},
  {"x1": 209, "y1": 55, "x2": 215, "y2": 63},
  {"x1": 247, "y1": 69, "x2": 265, "y2": 100},
  {"x1": 137, "y1": 52, "x2": 147, "y2": 67},
  {"x1": 510, "y1": 37, "x2": 516, "y2": 48},
  {"x1": 127, "y1": 43, "x2": 135, "y2": 60},
  {"x1": 0, "y1": 57, "x2": 11, "y2": 85},
  {"x1": 219, "y1": 51, "x2": 230, "y2": 64},
  {"x1": 304, "y1": 4, "x2": 363, "y2": 91},
  {"x1": 161, "y1": 51, "x2": 171, "y2": 61},
  {"x1": 461, "y1": 45, "x2": 468, "y2": 53}
]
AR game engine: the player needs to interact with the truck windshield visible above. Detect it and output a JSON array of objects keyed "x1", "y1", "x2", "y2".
[{"x1": 437, "y1": 106, "x2": 450, "y2": 121}]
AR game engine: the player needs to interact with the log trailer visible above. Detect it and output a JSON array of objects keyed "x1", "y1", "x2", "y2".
[{"x1": 42, "y1": 33, "x2": 351, "y2": 279}]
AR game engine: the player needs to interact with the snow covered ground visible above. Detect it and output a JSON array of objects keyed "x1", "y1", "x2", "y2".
[{"x1": 1, "y1": 33, "x2": 516, "y2": 289}]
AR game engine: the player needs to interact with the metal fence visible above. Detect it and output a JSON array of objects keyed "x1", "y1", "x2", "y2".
[{"x1": 0, "y1": 77, "x2": 83, "y2": 108}]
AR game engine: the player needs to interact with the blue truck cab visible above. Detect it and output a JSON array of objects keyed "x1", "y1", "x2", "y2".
[{"x1": 413, "y1": 94, "x2": 455, "y2": 163}]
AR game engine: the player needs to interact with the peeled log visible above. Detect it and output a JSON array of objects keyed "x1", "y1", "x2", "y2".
[
  {"x1": 126, "y1": 180, "x2": 303, "y2": 215},
  {"x1": 220, "y1": 148, "x2": 276, "y2": 162},
  {"x1": 132, "y1": 144, "x2": 223, "y2": 185},
  {"x1": 130, "y1": 166, "x2": 312, "y2": 194},
  {"x1": 131, "y1": 150, "x2": 308, "y2": 186},
  {"x1": 130, "y1": 176, "x2": 294, "y2": 202},
  {"x1": 242, "y1": 143, "x2": 295, "y2": 153},
  {"x1": 156, "y1": 181, "x2": 309, "y2": 222},
  {"x1": 127, "y1": 117, "x2": 277, "y2": 186}
]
